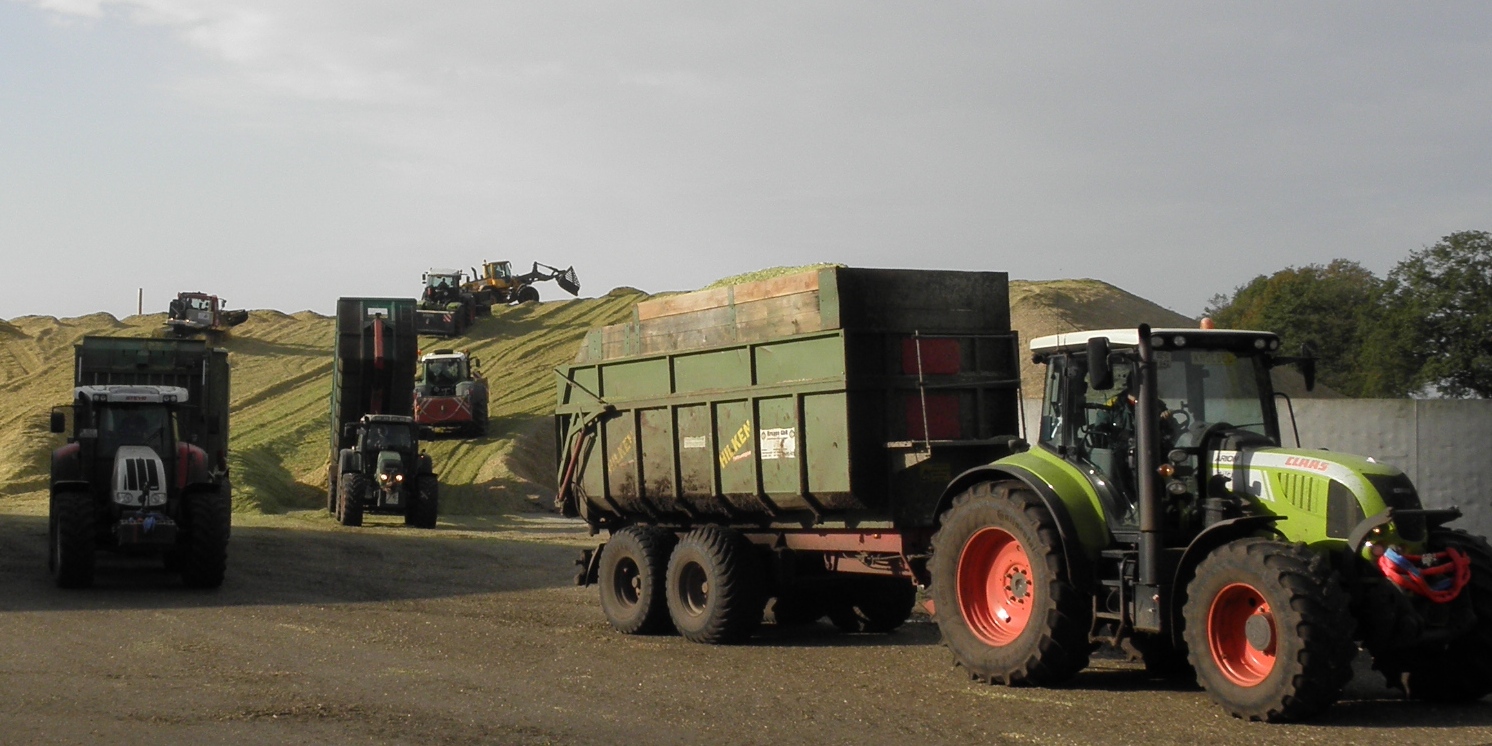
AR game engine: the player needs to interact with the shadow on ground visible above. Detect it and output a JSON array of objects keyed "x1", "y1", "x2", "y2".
[{"x1": 0, "y1": 512, "x2": 579, "y2": 613}]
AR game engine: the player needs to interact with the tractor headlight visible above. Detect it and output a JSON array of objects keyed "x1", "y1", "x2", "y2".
[{"x1": 395, "y1": 473, "x2": 404, "y2": 482}]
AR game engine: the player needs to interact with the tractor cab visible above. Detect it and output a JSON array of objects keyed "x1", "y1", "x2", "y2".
[
  {"x1": 1032, "y1": 328, "x2": 1293, "y2": 535},
  {"x1": 345, "y1": 415, "x2": 422, "y2": 498},
  {"x1": 417, "y1": 350, "x2": 475, "y2": 394},
  {"x1": 420, "y1": 269, "x2": 466, "y2": 307}
]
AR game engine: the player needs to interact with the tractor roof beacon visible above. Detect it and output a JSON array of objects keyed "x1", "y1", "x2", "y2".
[{"x1": 930, "y1": 322, "x2": 1492, "y2": 722}]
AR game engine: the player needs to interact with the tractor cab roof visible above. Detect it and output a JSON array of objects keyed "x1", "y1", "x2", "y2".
[
  {"x1": 420, "y1": 351, "x2": 466, "y2": 362},
  {"x1": 360, "y1": 414, "x2": 416, "y2": 426},
  {"x1": 1030, "y1": 328, "x2": 1282, "y2": 355},
  {"x1": 74, "y1": 385, "x2": 190, "y2": 404}
]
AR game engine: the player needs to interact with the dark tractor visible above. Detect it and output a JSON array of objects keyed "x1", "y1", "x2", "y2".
[{"x1": 334, "y1": 414, "x2": 438, "y2": 528}]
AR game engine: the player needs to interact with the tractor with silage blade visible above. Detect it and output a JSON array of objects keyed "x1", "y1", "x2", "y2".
[{"x1": 930, "y1": 324, "x2": 1492, "y2": 721}]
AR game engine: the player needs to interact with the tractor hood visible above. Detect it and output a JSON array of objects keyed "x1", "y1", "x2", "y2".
[
  {"x1": 112, "y1": 445, "x2": 168, "y2": 507},
  {"x1": 373, "y1": 450, "x2": 407, "y2": 490},
  {"x1": 1208, "y1": 445, "x2": 1426, "y2": 554}
]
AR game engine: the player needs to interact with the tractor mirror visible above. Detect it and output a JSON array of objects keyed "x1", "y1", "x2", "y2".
[
  {"x1": 1087, "y1": 337, "x2": 1113, "y2": 391},
  {"x1": 49, "y1": 408, "x2": 66, "y2": 434},
  {"x1": 1299, "y1": 341, "x2": 1319, "y2": 392}
]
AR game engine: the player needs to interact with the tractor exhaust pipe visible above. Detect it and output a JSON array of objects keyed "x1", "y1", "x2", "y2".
[{"x1": 1134, "y1": 323, "x2": 1164, "y2": 632}]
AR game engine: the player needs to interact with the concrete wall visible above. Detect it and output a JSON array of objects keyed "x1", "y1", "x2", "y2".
[{"x1": 1017, "y1": 399, "x2": 1492, "y2": 539}]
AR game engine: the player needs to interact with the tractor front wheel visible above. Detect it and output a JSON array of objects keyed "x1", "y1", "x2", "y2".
[
  {"x1": 1182, "y1": 538, "x2": 1355, "y2": 722},
  {"x1": 405, "y1": 475, "x2": 439, "y2": 529},
  {"x1": 599, "y1": 525, "x2": 677, "y2": 635},
  {"x1": 50, "y1": 491, "x2": 95, "y2": 589},
  {"x1": 337, "y1": 473, "x2": 366, "y2": 527},
  {"x1": 181, "y1": 481, "x2": 232, "y2": 589},
  {"x1": 929, "y1": 480, "x2": 1092, "y2": 686}
]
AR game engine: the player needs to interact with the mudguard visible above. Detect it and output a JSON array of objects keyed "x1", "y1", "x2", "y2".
[
  {"x1": 50, "y1": 442, "x2": 89, "y2": 492},
  {"x1": 936, "y1": 460, "x2": 1104, "y2": 586}
]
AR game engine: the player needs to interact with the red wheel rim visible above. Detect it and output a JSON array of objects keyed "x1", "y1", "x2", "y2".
[
  {"x1": 957, "y1": 527, "x2": 1034, "y2": 646},
  {"x1": 1207, "y1": 583, "x2": 1277, "y2": 686}
]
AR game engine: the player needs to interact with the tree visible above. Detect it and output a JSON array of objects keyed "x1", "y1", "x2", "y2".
[
  {"x1": 1384, "y1": 231, "x2": 1492, "y2": 398},
  {"x1": 1204, "y1": 260, "x2": 1412, "y2": 397}
]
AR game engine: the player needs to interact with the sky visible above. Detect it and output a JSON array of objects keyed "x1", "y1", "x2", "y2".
[{"x1": 2, "y1": 2, "x2": 1489, "y2": 320}]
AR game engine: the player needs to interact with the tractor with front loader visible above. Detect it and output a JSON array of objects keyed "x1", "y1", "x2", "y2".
[
  {"x1": 931, "y1": 324, "x2": 1492, "y2": 720},
  {"x1": 462, "y1": 260, "x2": 580, "y2": 310},
  {"x1": 164, "y1": 292, "x2": 248, "y2": 339}
]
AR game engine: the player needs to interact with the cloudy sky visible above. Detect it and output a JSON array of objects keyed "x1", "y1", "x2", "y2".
[{"x1": 2, "y1": 2, "x2": 1488, "y2": 320}]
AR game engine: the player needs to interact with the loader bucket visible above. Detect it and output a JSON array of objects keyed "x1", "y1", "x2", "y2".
[{"x1": 557, "y1": 267, "x2": 581, "y2": 296}]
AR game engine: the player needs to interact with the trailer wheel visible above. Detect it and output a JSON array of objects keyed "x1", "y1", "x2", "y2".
[
  {"x1": 600, "y1": 526, "x2": 677, "y2": 635},
  {"x1": 929, "y1": 480, "x2": 1091, "y2": 686},
  {"x1": 1182, "y1": 538, "x2": 1355, "y2": 722},
  {"x1": 1370, "y1": 528, "x2": 1492, "y2": 702},
  {"x1": 181, "y1": 481, "x2": 232, "y2": 589},
  {"x1": 827, "y1": 576, "x2": 918, "y2": 633},
  {"x1": 666, "y1": 526, "x2": 765, "y2": 644},
  {"x1": 49, "y1": 490, "x2": 95, "y2": 589},
  {"x1": 338, "y1": 473, "x2": 366, "y2": 527},
  {"x1": 405, "y1": 476, "x2": 439, "y2": 529}
]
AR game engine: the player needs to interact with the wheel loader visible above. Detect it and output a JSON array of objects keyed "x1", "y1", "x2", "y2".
[{"x1": 462, "y1": 260, "x2": 580, "y2": 311}]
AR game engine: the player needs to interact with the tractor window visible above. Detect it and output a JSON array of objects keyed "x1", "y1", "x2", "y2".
[
  {"x1": 188, "y1": 297, "x2": 212, "y2": 310},
  {"x1": 1154, "y1": 350, "x2": 1274, "y2": 441},
  {"x1": 1072, "y1": 358, "x2": 1138, "y2": 503},
  {"x1": 362, "y1": 425, "x2": 413, "y2": 452},
  {"x1": 1038, "y1": 356, "x2": 1067, "y2": 447},
  {"x1": 97, "y1": 405, "x2": 173, "y2": 454}
]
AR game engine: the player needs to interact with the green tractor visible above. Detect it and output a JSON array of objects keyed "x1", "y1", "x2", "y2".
[
  {"x1": 334, "y1": 414, "x2": 439, "y2": 528},
  {"x1": 930, "y1": 324, "x2": 1492, "y2": 721}
]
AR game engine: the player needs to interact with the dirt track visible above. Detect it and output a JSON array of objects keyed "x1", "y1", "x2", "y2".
[{"x1": 3, "y1": 502, "x2": 1492, "y2": 746}]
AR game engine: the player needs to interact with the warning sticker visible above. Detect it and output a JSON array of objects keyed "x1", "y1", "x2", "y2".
[
  {"x1": 759, "y1": 428, "x2": 797, "y2": 460},
  {"x1": 682, "y1": 436, "x2": 708, "y2": 450}
]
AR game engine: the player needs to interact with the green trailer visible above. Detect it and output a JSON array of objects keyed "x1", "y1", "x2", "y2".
[{"x1": 556, "y1": 267, "x2": 1024, "y2": 639}]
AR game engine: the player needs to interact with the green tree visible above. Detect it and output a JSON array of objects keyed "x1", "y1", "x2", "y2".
[
  {"x1": 1205, "y1": 259, "x2": 1411, "y2": 397},
  {"x1": 1384, "y1": 231, "x2": 1492, "y2": 398}
]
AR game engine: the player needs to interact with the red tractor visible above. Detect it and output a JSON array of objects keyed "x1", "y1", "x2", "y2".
[
  {"x1": 414, "y1": 349, "x2": 489, "y2": 437},
  {"x1": 164, "y1": 292, "x2": 248, "y2": 339}
]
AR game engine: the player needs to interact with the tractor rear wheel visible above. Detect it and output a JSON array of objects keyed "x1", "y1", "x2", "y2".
[
  {"x1": 338, "y1": 473, "x2": 366, "y2": 527},
  {"x1": 181, "y1": 481, "x2": 232, "y2": 589},
  {"x1": 1370, "y1": 528, "x2": 1492, "y2": 702},
  {"x1": 665, "y1": 526, "x2": 765, "y2": 644},
  {"x1": 827, "y1": 576, "x2": 918, "y2": 633},
  {"x1": 1182, "y1": 538, "x2": 1355, "y2": 722},
  {"x1": 49, "y1": 491, "x2": 95, "y2": 589},
  {"x1": 929, "y1": 480, "x2": 1092, "y2": 686},
  {"x1": 405, "y1": 476, "x2": 439, "y2": 529},
  {"x1": 599, "y1": 525, "x2": 677, "y2": 635}
]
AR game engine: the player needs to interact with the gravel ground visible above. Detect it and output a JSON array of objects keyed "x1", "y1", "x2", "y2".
[{"x1": 3, "y1": 504, "x2": 1492, "y2": 746}]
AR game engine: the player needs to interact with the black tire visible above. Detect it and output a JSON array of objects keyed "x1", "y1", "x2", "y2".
[
  {"x1": 49, "y1": 491, "x2": 95, "y2": 589},
  {"x1": 929, "y1": 480, "x2": 1092, "y2": 686},
  {"x1": 826, "y1": 576, "x2": 918, "y2": 633},
  {"x1": 1122, "y1": 632, "x2": 1195, "y2": 681},
  {"x1": 599, "y1": 526, "x2": 677, "y2": 635},
  {"x1": 1370, "y1": 528, "x2": 1492, "y2": 702},
  {"x1": 768, "y1": 588, "x2": 829, "y2": 627},
  {"x1": 326, "y1": 465, "x2": 338, "y2": 514},
  {"x1": 181, "y1": 481, "x2": 232, "y2": 589},
  {"x1": 405, "y1": 475, "x2": 439, "y2": 529},
  {"x1": 338, "y1": 473, "x2": 365, "y2": 527},
  {"x1": 665, "y1": 526, "x2": 765, "y2": 644},
  {"x1": 516, "y1": 286, "x2": 540, "y2": 304},
  {"x1": 1181, "y1": 538, "x2": 1356, "y2": 722},
  {"x1": 473, "y1": 396, "x2": 488, "y2": 437}
]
